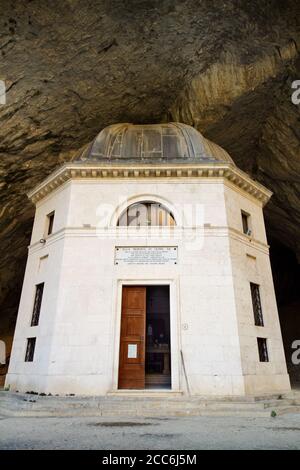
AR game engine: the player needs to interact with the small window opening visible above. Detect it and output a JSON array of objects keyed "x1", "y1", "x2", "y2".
[
  {"x1": 25, "y1": 338, "x2": 36, "y2": 362},
  {"x1": 241, "y1": 210, "x2": 251, "y2": 236},
  {"x1": 250, "y1": 282, "x2": 264, "y2": 327},
  {"x1": 31, "y1": 283, "x2": 44, "y2": 326},
  {"x1": 257, "y1": 337, "x2": 269, "y2": 362},
  {"x1": 47, "y1": 211, "x2": 55, "y2": 235}
]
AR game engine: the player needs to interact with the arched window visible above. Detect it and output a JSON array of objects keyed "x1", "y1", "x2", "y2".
[{"x1": 117, "y1": 201, "x2": 176, "y2": 227}]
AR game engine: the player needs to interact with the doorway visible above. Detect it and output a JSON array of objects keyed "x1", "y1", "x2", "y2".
[{"x1": 118, "y1": 285, "x2": 171, "y2": 390}]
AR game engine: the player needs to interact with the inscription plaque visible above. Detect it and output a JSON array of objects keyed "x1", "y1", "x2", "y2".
[{"x1": 115, "y1": 246, "x2": 178, "y2": 265}]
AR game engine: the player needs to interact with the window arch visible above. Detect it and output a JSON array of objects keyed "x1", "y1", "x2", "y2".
[{"x1": 117, "y1": 201, "x2": 176, "y2": 227}]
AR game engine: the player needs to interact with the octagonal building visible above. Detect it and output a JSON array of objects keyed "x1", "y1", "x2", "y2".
[{"x1": 6, "y1": 123, "x2": 290, "y2": 396}]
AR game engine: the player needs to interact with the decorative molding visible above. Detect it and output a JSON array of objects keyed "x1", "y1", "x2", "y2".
[
  {"x1": 28, "y1": 224, "x2": 270, "y2": 255},
  {"x1": 27, "y1": 162, "x2": 272, "y2": 206}
]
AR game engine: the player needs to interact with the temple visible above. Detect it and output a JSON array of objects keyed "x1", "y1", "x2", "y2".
[{"x1": 6, "y1": 123, "x2": 290, "y2": 396}]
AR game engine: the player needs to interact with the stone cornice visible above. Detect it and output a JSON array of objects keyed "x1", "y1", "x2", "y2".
[
  {"x1": 28, "y1": 225, "x2": 270, "y2": 255},
  {"x1": 27, "y1": 161, "x2": 272, "y2": 205}
]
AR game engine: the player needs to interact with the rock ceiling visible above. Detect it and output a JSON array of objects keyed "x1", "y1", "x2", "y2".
[{"x1": 0, "y1": 0, "x2": 299, "y2": 335}]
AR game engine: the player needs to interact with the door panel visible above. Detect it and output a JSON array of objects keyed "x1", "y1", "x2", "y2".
[{"x1": 118, "y1": 286, "x2": 146, "y2": 389}]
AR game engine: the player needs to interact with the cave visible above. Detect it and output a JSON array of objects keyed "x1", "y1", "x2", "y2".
[
  {"x1": 270, "y1": 239, "x2": 300, "y2": 388},
  {"x1": 0, "y1": 0, "x2": 299, "y2": 390}
]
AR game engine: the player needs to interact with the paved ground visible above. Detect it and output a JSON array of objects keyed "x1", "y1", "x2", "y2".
[{"x1": 0, "y1": 414, "x2": 300, "y2": 450}]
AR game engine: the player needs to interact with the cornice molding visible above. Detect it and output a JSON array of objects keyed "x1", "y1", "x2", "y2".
[
  {"x1": 27, "y1": 162, "x2": 272, "y2": 206},
  {"x1": 28, "y1": 225, "x2": 269, "y2": 255}
]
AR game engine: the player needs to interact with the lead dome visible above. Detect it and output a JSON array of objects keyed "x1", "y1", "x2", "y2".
[{"x1": 77, "y1": 122, "x2": 234, "y2": 164}]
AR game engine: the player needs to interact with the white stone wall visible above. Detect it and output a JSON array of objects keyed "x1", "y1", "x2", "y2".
[
  {"x1": 225, "y1": 184, "x2": 290, "y2": 394},
  {"x1": 6, "y1": 177, "x2": 290, "y2": 396},
  {"x1": 31, "y1": 182, "x2": 71, "y2": 244}
]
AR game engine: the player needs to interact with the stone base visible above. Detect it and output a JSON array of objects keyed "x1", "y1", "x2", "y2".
[
  {"x1": 1, "y1": 390, "x2": 300, "y2": 418},
  {"x1": 243, "y1": 374, "x2": 291, "y2": 396},
  {"x1": 6, "y1": 372, "x2": 291, "y2": 397}
]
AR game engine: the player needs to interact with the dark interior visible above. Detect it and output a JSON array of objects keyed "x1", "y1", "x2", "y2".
[
  {"x1": 270, "y1": 239, "x2": 300, "y2": 389},
  {"x1": 145, "y1": 286, "x2": 171, "y2": 389}
]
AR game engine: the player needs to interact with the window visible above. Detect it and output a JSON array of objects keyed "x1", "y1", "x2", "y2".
[
  {"x1": 31, "y1": 283, "x2": 44, "y2": 326},
  {"x1": 241, "y1": 210, "x2": 251, "y2": 235},
  {"x1": 250, "y1": 282, "x2": 264, "y2": 326},
  {"x1": 47, "y1": 211, "x2": 55, "y2": 235},
  {"x1": 25, "y1": 338, "x2": 36, "y2": 362},
  {"x1": 257, "y1": 337, "x2": 269, "y2": 362},
  {"x1": 117, "y1": 201, "x2": 176, "y2": 227}
]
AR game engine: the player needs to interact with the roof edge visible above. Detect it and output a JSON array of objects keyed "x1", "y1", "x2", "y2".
[{"x1": 27, "y1": 161, "x2": 272, "y2": 206}]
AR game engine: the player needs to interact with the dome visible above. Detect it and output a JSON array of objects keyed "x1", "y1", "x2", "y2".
[{"x1": 77, "y1": 122, "x2": 234, "y2": 164}]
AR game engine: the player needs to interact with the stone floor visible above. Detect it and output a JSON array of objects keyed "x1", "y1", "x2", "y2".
[{"x1": 0, "y1": 414, "x2": 300, "y2": 450}]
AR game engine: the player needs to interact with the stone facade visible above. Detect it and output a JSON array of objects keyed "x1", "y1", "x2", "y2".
[{"x1": 6, "y1": 124, "x2": 291, "y2": 396}]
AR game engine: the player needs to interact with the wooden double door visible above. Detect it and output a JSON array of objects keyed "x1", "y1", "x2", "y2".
[{"x1": 118, "y1": 286, "x2": 146, "y2": 389}]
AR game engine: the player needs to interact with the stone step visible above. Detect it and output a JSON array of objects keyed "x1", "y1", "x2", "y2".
[
  {"x1": 1, "y1": 391, "x2": 300, "y2": 418},
  {"x1": 145, "y1": 374, "x2": 171, "y2": 385},
  {"x1": 0, "y1": 402, "x2": 271, "y2": 417},
  {"x1": 274, "y1": 405, "x2": 300, "y2": 416},
  {"x1": 107, "y1": 390, "x2": 182, "y2": 398}
]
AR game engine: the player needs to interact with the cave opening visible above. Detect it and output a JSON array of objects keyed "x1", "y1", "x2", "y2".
[{"x1": 270, "y1": 238, "x2": 300, "y2": 389}]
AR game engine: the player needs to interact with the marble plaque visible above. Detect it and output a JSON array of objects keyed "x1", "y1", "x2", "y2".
[{"x1": 115, "y1": 246, "x2": 178, "y2": 265}]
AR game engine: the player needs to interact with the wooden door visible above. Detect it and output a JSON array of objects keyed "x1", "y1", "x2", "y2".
[{"x1": 118, "y1": 286, "x2": 146, "y2": 389}]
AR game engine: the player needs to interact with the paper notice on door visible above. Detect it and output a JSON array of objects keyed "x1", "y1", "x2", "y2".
[{"x1": 128, "y1": 344, "x2": 137, "y2": 359}]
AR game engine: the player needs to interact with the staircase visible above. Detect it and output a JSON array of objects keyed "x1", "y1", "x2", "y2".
[
  {"x1": 1, "y1": 391, "x2": 300, "y2": 418},
  {"x1": 145, "y1": 373, "x2": 171, "y2": 387}
]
